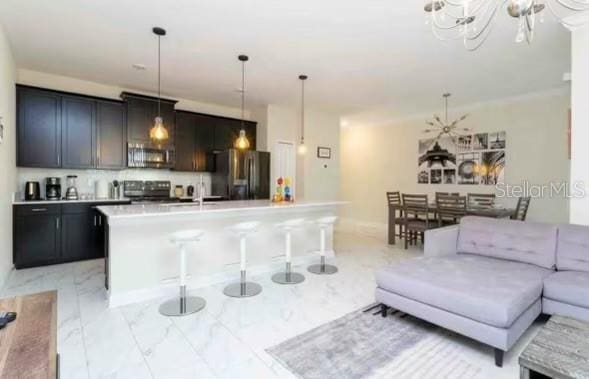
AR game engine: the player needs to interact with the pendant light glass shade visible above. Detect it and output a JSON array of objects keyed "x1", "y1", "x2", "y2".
[
  {"x1": 235, "y1": 55, "x2": 250, "y2": 150},
  {"x1": 297, "y1": 144, "x2": 307, "y2": 155},
  {"x1": 150, "y1": 116, "x2": 169, "y2": 142},
  {"x1": 150, "y1": 27, "x2": 169, "y2": 144},
  {"x1": 234, "y1": 129, "x2": 250, "y2": 149}
]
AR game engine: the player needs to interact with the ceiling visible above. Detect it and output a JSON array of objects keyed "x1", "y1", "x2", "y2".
[{"x1": 0, "y1": 0, "x2": 571, "y2": 120}]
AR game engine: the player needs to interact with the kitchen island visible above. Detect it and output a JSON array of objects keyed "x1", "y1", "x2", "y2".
[{"x1": 97, "y1": 200, "x2": 344, "y2": 307}]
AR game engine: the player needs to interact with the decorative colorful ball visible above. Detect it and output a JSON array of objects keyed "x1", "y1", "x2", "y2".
[
  {"x1": 277, "y1": 177, "x2": 284, "y2": 186},
  {"x1": 276, "y1": 186, "x2": 283, "y2": 194},
  {"x1": 284, "y1": 177, "x2": 291, "y2": 186},
  {"x1": 284, "y1": 186, "x2": 291, "y2": 194}
]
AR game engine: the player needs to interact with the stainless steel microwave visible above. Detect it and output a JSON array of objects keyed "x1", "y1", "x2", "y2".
[{"x1": 127, "y1": 143, "x2": 175, "y2": 169}]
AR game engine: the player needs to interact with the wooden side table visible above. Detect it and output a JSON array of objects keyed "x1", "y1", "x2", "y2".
[
  {"x1": 0, "y1": 291, "x2": 58, "y2": 378},
  {"x1": 519, "y1": 315, "x2": 589, "y2": 379}
]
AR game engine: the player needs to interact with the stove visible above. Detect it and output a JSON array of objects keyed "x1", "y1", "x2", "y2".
[{"x1": 124, "y1": 180, "x2": 180, "y2": 204}]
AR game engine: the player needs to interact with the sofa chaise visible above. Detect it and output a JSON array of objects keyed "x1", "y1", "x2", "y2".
[
  {"x1": 375, "y1": 216, "x2": 589, "y2": 367},
  {"x1": 542, "y1": 224, "x2": 589, "y2": 322}
]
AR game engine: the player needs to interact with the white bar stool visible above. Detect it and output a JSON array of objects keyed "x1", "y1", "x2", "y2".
[
  {"x1": 223, "y1": 221, "x2": 263, "y2": 298},
  {"x1": 159, "y1": 229, "x2": 207, "y2": 317},
  {"x1": 272, "y1": 218, "x2": 306, "y2": 285},
  {"x1": 308, "y1": 216, "x2": 338, "y2": 275}
]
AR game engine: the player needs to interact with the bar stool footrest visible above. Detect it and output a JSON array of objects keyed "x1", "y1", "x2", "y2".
[
  {"x1": 159, "y1": 296, "x2": 206, "y2": 317},
  {"x1": 223, "y1": 282, "x2": 263, "y2": 298}
]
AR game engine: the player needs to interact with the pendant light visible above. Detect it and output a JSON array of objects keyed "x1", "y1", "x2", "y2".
[
  {"x1": 297, "y1": 75, "x2": 308, "y2": 155},
  {"x1": 149, "y1": 27, "x2": 169, "y2": 143},
  {"x1": 234, "y1": 54, "x2": 250, "y2": 150}
]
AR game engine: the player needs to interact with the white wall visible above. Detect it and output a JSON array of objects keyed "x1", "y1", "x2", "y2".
[
  {"x1": 569, "y1": 24, "x2": 589, "y2": 225},
  {"x1": 0, "y1": 24, "x2": 16, "y2": 286},
  {"x1": 341, "y1": 90, "x2": 570, "y2": 236},
  {"x1": 263, "y1": 104, "x2": 340, "y2": 201}
]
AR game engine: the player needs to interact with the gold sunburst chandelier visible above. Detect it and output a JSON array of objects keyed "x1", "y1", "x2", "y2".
[{"x1": 423, "y1": 93, "x2": 471, "y2": 142}]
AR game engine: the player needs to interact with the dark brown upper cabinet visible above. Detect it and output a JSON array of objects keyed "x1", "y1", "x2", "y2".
[
  {"x1": 17, "y1": 87, "x2": 62, "y2": 168},
  {"x1": 174, "y1": 111, "x2": 256, "y2": 172},
  {"x1": 194, "y1": 114, "x2": 216, "y2": 171},
  {"x1": 213, "y1": 117, "x2": 257, "y2": 152},
  {"x1": 96, "y1": 101, "x2": 126, "y2": 169},
  {"x1": 16, "y1": 85, "x2": 127, "y2": 170},
  {"x1": 61, "y1": 96, "x2": 96, "y2": 169},
  {"x1": 174, "y1": 111, "x2": 216, "y2": 172},
  {"x1": 174, "y1": 111, "x2": 198, "y2": 171},
  {"x1": 16, "y1": 86, "x2": 258, "y2": 171},
  {"x1": 121, "y1": 92, "x2": 177, "y2": 146}
]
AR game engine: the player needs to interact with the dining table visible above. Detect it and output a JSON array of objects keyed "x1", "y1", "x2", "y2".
[{"x1": 387, "y1": 203, "x2": 516, "y2": 245}]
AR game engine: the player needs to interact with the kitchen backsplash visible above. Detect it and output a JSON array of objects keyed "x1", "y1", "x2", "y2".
[{"x1": 16, "y1": 168, "x2": 212, "y2": 200}]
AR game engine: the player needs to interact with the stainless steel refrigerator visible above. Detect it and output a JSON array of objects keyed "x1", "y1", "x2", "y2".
[{"x1": 212, "y1": 149, "x2": 271, "y2": 200}]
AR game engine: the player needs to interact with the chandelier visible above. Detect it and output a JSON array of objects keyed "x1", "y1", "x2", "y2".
[
  {"x1": 423, "y1": 93, "x2": 470, "y2": 141},
  {"x1": 424, "y1": 0, "x2": 589, "y2": 51}
]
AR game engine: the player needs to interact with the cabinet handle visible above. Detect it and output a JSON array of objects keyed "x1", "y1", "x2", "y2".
[
  {"x1": 57, "y1": 154, "x2": 60, "y2": 166},
  {"x1": 31, "y1": 208, "x2": 47, "y2": 212},
  {"x1": 94, "y1": 215, "x2": 97, "y2": 226},
  {"x1": 98, "y1": 216, "x2": 102, "y2": 226},
  {"x1": 56, "y1": 217, "x2": 60, "y2": 230}
]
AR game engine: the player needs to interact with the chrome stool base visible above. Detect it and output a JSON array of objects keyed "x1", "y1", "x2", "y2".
[
  {"x1": 272, "y1": 271, "x2": 305, "y2": 285},
  {"x1": 307, "y1": 263, "x2": 338, "y2": 275},
  {"x1": 223, "y1": 282, "x2": 262, "y2": 298},
  {"x1": 159, "y1": 296, "x2": 206, "y2": 317}
]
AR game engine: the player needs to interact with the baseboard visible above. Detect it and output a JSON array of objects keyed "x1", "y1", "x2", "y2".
[
  {"x1": 108, "y1": 252, "x2": 332, "y2": 308},
  {"x1": 0, "y1": 265, "x2": 14, "y2": 294},
  {"x1": 337, "y1": 218, "x2": 387, "y2": 240}
]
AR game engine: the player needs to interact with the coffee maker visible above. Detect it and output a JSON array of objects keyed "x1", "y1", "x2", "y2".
[{"x1": 45, "y1": 177, "x2": 61, "y2": 200}]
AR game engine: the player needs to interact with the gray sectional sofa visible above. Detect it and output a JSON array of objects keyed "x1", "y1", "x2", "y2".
[{"x1": 375, "y1": 216, "x2": 589, "y2": 367}]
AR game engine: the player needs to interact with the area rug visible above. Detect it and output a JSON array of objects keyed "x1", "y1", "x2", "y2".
[{"x1": 266, "y1": 306, "x2": 439, "y2": 379}]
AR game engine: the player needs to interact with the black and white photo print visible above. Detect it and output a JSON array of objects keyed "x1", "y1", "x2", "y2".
[
  {"x1": 417, "y1": 131, "x2": 506, "y2": 185},
  {"x1": 418, "y1": 170, "x2": 429, "y2": 184},
  {"x1": 430, "y1": 169, "x2": 442, "y2": 184},
  {"x1": 473, "y1": 133, "x2": 488, "y2": 150},
  {"x1": 488, "y1": 131, "x2": 506, "y2": 149},
  {"x1": 480, "y1": 151, "x2": 505, "y2": 185},
  {"x1": 443, "y1": 169, "x2": 456, "y2": 184},
  {"x1": 457, "y1": 152, "x2": 480, "y2": 185}
]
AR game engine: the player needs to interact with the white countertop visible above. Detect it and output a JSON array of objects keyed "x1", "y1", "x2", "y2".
[
  {"x1": 13, "y1": 198, "x2": 131, "y2": 205},
  {"x1": 97, "y1": 200, "x2": 345, "y2": 219}
]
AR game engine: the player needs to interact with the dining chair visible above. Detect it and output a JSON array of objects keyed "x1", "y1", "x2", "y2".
[
  {"x1": 436, "y1": 194, "x2": 467, "y2": 227},
  {"x1": 467, "y1": 193, "x2": 496, "y2": 208},
  {"x1": 511, "y1": 197, "x2": 531, "y2": 221},
  {"x1": 435, "y1": 192, "x2": 459, "y2": 200},
  {"x1": 402, "y1": 194, "x2": 430, "y2": 249},
  {"x1": 386, "y1": 191, "x2": 404, "y2": 245}
]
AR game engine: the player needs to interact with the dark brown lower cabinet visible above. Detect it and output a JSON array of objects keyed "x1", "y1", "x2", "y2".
[
  {"x1": 13, "y1": 205, "x2": 61, "y2": 268},
  {"x1": 13, "y1": 201, "x2": 128, "y2": 269}
]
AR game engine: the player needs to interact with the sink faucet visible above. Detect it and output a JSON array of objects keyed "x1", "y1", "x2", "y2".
[{"x1": 197, "y1": 174, "x2": 205, "y2": 206}]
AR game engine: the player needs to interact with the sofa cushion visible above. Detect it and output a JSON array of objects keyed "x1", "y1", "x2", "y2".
[
  {"x1": 543, "y1": 271, "x2": 589, "y2": 308},
  {"x1": 457, "y1": 216, "x2": 557, "y2": 269},
  {"x1": 375, "y1": 254, "x2": 552, "y2": 328},
  {"x1": 556, "y1": 224, "x2": 589, "y2": 272}
]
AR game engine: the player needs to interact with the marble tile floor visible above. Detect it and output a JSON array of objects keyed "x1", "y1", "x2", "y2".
[{"x1": 1, "y1": 233, "x2": 542, "y2": 379}]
